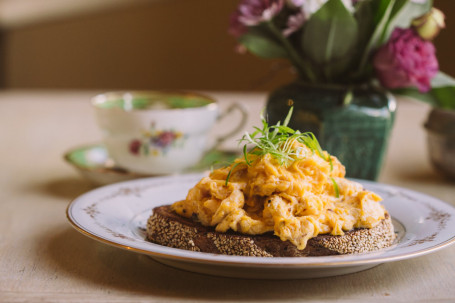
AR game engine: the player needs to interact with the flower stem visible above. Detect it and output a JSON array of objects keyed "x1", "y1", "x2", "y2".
[{"x1": 266, "y1": 21, "x2": 317, "y2": 83}]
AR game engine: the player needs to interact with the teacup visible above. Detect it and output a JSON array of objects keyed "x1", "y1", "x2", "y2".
[{"x1": 92, "y1": 91, "x2": 247, "y2": 175}]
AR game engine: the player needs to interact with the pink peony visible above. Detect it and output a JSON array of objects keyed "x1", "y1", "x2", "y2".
[
  {"x1": 373, "y1": 28, "x2": 438, "y2": 93},
  {"x1": 229, "y1": 0, "x2": 284, "y2": 37}
]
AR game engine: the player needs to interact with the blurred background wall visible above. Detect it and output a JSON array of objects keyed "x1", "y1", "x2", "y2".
[{"x1": 0, "y1": 0, "x2": 452, "y2": 92}]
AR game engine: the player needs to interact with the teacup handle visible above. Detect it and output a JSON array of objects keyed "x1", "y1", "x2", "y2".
[{"x1": 211, "y1": 103, "x2": 248, "y2": 150}]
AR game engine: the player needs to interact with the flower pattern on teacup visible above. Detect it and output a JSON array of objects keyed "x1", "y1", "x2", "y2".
[{"x1": 129, "y1": 122, "x2": 187, "y2": 156}]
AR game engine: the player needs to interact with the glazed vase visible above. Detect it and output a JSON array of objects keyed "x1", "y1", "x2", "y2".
[{"x1": 266, "y1": 82, "x2": 396, "y2": 180}]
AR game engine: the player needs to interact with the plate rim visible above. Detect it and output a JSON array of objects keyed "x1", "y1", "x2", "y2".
[{"x1": 66, "y1": 173, "x2": 455, "y2": 268}]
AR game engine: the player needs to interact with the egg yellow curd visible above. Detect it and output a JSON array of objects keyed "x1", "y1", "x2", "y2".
[{"x1": 172, "y1": 139, "x2": 386, "y2": 250}]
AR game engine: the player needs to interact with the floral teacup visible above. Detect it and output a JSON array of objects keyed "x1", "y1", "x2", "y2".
[{"x1": 92, "y1": 91, "x2": 247, "y2": 175}]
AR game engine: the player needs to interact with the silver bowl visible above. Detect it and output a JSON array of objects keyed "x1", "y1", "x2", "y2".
[{"x1": 424, "y1": 108, "x2": 455, "y2": 179}]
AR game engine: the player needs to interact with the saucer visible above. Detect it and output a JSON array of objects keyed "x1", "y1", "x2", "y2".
[{"x1": 64, "y1": 144, "x2": 239, "y2": 186}]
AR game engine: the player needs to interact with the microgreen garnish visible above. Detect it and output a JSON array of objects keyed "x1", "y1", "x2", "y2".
[
  {"x1": 225, "y1": 161, "x2": 242, "y2": 186},
  {"x1": 331, "y1": 177, "x2": 340, "y2": 198},
  {"x1": 239, "y1": 107, "x2": 330, "y2": 166},
  {"x1": 225, "y1": 107, "x2": 336, "y2": 187}
]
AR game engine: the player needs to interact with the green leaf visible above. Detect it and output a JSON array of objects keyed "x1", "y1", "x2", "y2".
[
  {"x1": 142, "y1": 142, "x2": 149, "y2": 155},
  {"x1": 355, "y1": 0, "x2": 375, "y2": 50},
  {"x1": 431, "y1": 72, "x2": 455, "y2": 88},
  {"x1": 356, "y1": 0, "x2": 395, "y2": 72},
  {"x1": 393, "y1": 72, "x2": 455, "y2": 109},
  {"x1": 393, "y1": 87, "x2": 435, "y2": 104},
  {"x1": 323, "y1": 56, "x2": 355, "y2": 81},
  {"x1": 431, "y1": 87, "x2": 455, "y2": 109},
  {"x1": 383, "y1": 0, "x2": 432, "y2": 43},
  {"x1": 302, "y1": 0, "x2": 358, "y2": 74},
  {"x1": 239, "y1": 33, "x2": 288, "y2": 59}
]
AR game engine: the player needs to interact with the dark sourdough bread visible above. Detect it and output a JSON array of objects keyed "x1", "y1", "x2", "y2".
[{"x1": 146, "y1": 205, "x2": 396, "y2": 257}]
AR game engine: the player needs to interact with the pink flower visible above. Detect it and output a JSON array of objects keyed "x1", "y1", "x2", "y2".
[
  {"x1": 153, "y1": 131, "x2": 176, "y2": 148},
  {"x1": 283, "y1": 11, "x2": 306, "y2": 37},
  {"x1": 373, "y1": 28, "x2": 438, "y2": 93},
  {"x1": 129, "y1": 139, "x2": 142, "y2": 155},
  {"x1": 229, "y1": 0, "x2": 284, "y2": 37},
  {"x1": 228, "y1": 10, "x2": 248, "y2": 38}
]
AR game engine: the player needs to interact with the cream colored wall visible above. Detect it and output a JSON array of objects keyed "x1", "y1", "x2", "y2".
[{"x1": 1, "y1": 0, "x2": 453, "y2": 91}]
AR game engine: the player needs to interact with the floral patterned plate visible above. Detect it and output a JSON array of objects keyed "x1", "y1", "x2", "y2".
[
  {"x1": 66, "y1": 173, "x2": 455, "y2": 279},
  {"x1": 64, "y1": 144, "x2": 239, "y2": 185}
]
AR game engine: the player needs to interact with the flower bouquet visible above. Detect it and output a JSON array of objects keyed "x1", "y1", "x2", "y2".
[
  {"x1": 228, "y1": 0, "x2": 453, "y2": 180},
  {"x1": 229, "y1": 0, "x2": 452, "y2": 104}
]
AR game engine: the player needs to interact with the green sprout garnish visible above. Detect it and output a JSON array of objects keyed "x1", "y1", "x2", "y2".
[
  {"x1": 239, "y1": 107, "x2": 331, "y2": 165},
  {"x1": 331, "y1": 177, "x2": 340, "y2": 198},
  {"x1": 225, "y1": 106, "x2": 339, "y2": 199}
]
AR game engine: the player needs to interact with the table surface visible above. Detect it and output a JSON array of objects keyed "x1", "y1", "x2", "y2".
[{"x1": 1, "y1": 90, "x2": 454, "y2": 303}]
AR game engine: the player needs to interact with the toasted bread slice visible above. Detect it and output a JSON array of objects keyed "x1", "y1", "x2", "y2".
[{"x1": 146, "y1": 205, "x2": 395, "y2": 257}]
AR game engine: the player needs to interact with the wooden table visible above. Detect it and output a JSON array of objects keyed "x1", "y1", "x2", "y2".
[{"x1": 1, "y1": 90, "x2": 454, "y2": 302}]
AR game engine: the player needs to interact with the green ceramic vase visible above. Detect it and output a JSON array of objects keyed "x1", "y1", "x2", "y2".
[{"x1": 266, "y1": 82, "x2": 396, "y2": 180}]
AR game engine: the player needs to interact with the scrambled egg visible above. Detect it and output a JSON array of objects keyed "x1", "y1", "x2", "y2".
[{"x1": 172, "y1": 141, "x2": 385, "y2": 250}]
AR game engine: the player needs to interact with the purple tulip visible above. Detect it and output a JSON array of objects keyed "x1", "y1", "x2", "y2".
[
  {"x1": 373, "y1": 28, "x2": 438, "y2": 93},
  {"x1": 283, "y1": 11, "x2": 306, "y2": 36},
  {"x1": 229, "y1": 0, "x2": 284, "y2": 37}
]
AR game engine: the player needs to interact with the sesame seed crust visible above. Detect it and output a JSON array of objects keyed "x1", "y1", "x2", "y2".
[{"x1": 146, "y1": 206, "x2": 396, "y2": 257}]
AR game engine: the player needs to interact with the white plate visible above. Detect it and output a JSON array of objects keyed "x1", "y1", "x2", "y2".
[{"x1": 66, "y1": 173, "x2": 455, "y2": 279}]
